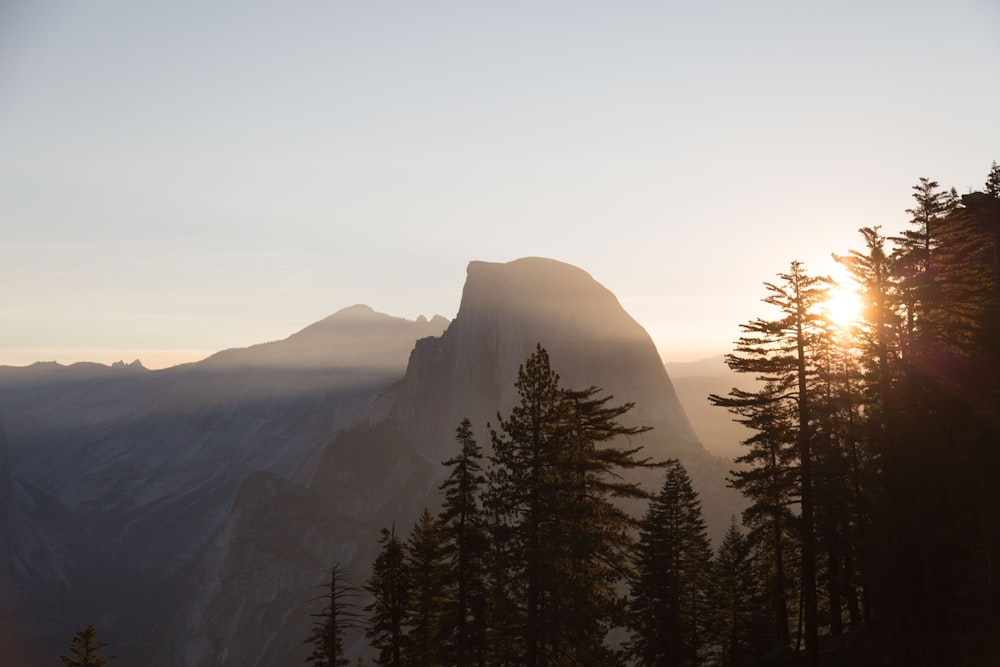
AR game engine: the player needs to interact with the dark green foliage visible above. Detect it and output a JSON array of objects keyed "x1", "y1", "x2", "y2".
[
  {"x1": 403, "y1": 509, "x2": 449, "y2": 667},
  {"x1": 486, "y1": 344, "x2": 654, "y2": 665},
  {"x1": 305, "y1": 563, "x2": 364, "y2": 667},
  {"x1": 60, "y1": 625, "x2": 115, "y2": 667},
  {"x1": 485, "y1": 345, "x2": 563, "y2": 666},
  {"x1": 711, "y1": 517, "x2": 757, "y2": 666},
  {"x1": 438, "y1": 418, "x2": 489, "y2": 667},
  {"x1": 365, "y1": 527, "x2": 408, "y2": 667},
  {"x1": 627, "y1": 459, "x2": 713, "y2": 666}
]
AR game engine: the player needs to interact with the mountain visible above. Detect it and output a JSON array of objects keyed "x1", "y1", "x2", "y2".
[
  {"x1": 666, "y1": 355, "x2": 757, "y2": 462},
  {"x1": 0, "y1": 306, "x2": 447, "y2": 665},
  {"x1": 176, "y1": 257, "x2": 744, "y2": 666}
]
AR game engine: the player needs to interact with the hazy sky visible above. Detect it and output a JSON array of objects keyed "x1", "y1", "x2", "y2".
[{"x1": 2, "y1": 1, "x2": 998, "y2": 368}]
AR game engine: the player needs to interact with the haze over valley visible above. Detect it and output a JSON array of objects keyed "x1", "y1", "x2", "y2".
[
  {"x1": 3, "y1": 3, "x2": 998, "y2": 665},
  {"x1": 1, "y1": 257, "x2": 742, "y2": 664}
]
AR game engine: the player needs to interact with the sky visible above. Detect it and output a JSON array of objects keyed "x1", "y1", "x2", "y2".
[{"x1": 2, "y1": 1, "x2": 998, "y2": 369}]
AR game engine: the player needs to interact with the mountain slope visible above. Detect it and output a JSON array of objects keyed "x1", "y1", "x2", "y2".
[
  {"x1": 0, "y1": 306, "x2": 446, "y2": 665},
  {"x1": 183, "y1": 257, "x2": 744, "y2": 666},
  {"x1": 667, "y1": 355, "x2": 757, "y2": 462}
]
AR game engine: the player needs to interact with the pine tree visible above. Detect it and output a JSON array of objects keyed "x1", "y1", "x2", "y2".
[
  {"x1": 403, "y1": 509, "x2": 449, "y2": 667},
  {"x1": 486, "y1": 344, "x2": 654, "y2": 665},
  {"x1": 438, "y1": 418, "x2": 489, "y2": 667},
  {"x1": 365, "y1": 527, "x2": 408, "y2": 667},
  {"x1": 548, "y1": 385, "x2": 656, "y2": 664},
  {"x1": 486, "y1": 345, "x2": 564, "y2": 667},
  {"x1": 714, "y1": 260, "x2": 830, "y2": 666},
  {"x1": 987, "y1": 161, "x2": 1000, "y2": 198},
  {"x1": 873, "y1": 178, "x2": 1000, "y2": 665},
  {"x1": 305, "y1": 563, "x2": 364, "y2": 667},
  {"x1": 712, "y1": 517, "x2": 757, "y2": 667},
  {"x1": 627, "y1": 459, "x2": 713, "y2": 666},
  {"x1": 711, "y1": 380, "x2": 797, "y2": 653},
  {"x1": 61, "y1": 625, "x2": 115, "y2": 667}
]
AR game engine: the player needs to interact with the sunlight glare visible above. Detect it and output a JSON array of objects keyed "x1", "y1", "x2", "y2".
[{"x1": 823, "y1": 282, "x2": 863, "y2": 330}]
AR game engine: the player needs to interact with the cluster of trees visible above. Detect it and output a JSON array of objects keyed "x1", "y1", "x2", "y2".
[
  {"x1": 311, "y1": 165, "x2": 1000, "y2": 666},
  {"x1": 61, "y1": 167, "x2": 998, "y2": 666},
  {"x1": 709, "y1": 165, "x2": 1000, "y2": 666},
  {"x1": 308, "y1": 346, "x2": 757, "y2": 666}
]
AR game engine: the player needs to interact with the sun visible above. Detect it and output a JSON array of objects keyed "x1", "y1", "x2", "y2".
[{"x1": 823, "y1": 282, "x2": 863, "y2": 329}]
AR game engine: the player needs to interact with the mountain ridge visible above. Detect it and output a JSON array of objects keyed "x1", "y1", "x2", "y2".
[
  {"x1": 1, "y1": 258, "x2": 744, "y2": 666},
  {"x1": 179, "y1": 257, "x2": 743, "y2": 666},
  {"x1": 0, "y1": 306, "x2": 447, "y2": 665}
]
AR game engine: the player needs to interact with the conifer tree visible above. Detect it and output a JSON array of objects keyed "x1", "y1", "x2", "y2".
[
  {"x1": 713, "y1": 260, "x2": 830, "y2": 666},
  {"x1": 711, "y1": 380, "x2": 796, "y2": 652},
  {"x1": 438, "y1": 418, "x2": 489, "y2": 667},
  {"x1": 483, "y1": 496, "x2": 519, "y2": 667},
  {"x1": 986, "y1": 161, "x2": 1000, "y2": 198},
  {"x1": 869, "y1": 178, "x2": 999, "y2": 664},
  {"x1": 486, "y1": 345, "x2": 564, "y2": 667},
  {"x1": 403, "y1": 509, "x2": 449, "y2": 667},
  {"x1": 61, "y1": 625, "x2": 115, "y2": 667},
  {"x1": 486, "y1": 344, "x2": 654, "y2": 665},
  {"x1": 365, "y1": 527, "x2": 408, "y2": 667},
  {"x1": 547, "y1": 385, "x2": 656, "y2": 664},
  {"x1": 712, "y1": 517, "x2": 757, "y2": 667},
  {"x1": 627, "y1": 459, "x2": 713, "y2": 666},
  {"x1": 305, "y1": 563, "x2": 364, "y2": 667}
]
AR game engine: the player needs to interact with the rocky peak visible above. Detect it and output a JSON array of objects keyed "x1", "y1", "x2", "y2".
[{"x1": 390, "y1": 257, "x2": 699, "y2": 463}]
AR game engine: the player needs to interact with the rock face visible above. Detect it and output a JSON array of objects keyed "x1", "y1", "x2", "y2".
[
  {"x1": 388, "y1": 258, "x2": 700, "y2": 463},
  {"x1": 0, "y1": 307, "x2": 447, "y2": 665},
  {"x1": 182, "y1": 258, "x2": 742, "y2": 666}
]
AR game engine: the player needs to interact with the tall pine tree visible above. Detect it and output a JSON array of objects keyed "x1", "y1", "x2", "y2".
[
  {"x1": 711, "y1": 517, "x2": 757, "y2": 667},
  {"x1": 438, "y1": 418, "x2": 489, "y2": 667},
  {"x1": 627, "y1": 459, "x2": 713, "y2": 666},
  {"x1": 403, "y1": 509, "x2": 449, "y2": 667},
  {"x1": 365, "y1": 527, "x2": 408, "y2": 667},
  {"x1": 486, "y1": 344, "x2": 654, "y2": 665},
  {"x1": 713, "y1": 260, "x2": 830, "y2": 666}
]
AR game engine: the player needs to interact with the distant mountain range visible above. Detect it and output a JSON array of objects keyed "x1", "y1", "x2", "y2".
[
  {"x1": 0, "y1": 257, "x2": 744, "y2": 666},
  {"x1": 666, "y1": 356, "x2": 756, "y2": 462},
  {"x1": 0, "y1": 306, "x2": 447, "y2": 664}
]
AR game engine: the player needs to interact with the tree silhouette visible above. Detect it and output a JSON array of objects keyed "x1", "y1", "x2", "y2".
[
  {"x1": 305, "y1": 563, "x2": 364, "y2": 667},
  {"x1": 713, "y1": 260, "x2": 830, "y2": 666},
  {"x1": 627, "y1": 459, "x2": 713, "y2": 666},
  {"x1": 365, "y1": 527, "x2": 408, "y2": 667},
  {"x1": 438, "y1": 418, "x2": 489, "y2": 667},
  {"x1": 61, "y1": 625, "x2": 115, "y2": 667},
  {"x1": 403, "y1": 509, "x2": 448, "y2": 667},
  {"x1": 485, "y1": 344, "x2": 654, "y2": 665}
]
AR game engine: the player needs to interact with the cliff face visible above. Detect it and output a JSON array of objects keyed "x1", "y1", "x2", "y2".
[
  {"x1": 185, "y1": 258, "x2": 740, "y2": 666},
  {"x1": 390, "y1": 257, "x2": 699, "y2": 464}
]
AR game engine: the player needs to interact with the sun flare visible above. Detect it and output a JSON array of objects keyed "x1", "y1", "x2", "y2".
[{"x1": 823, "y1": 284, "x2": 863, "y2": 329}]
